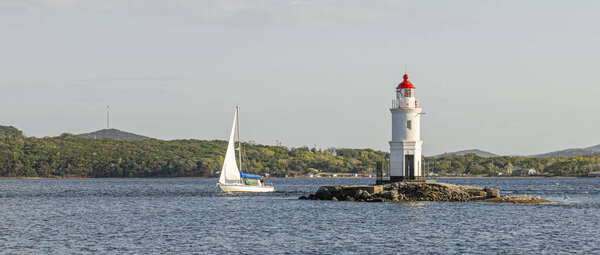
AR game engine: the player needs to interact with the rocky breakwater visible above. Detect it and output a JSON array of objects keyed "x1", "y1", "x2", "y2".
[{"x1": 299, "y1": 181, "x2": 551, "y2": 204}]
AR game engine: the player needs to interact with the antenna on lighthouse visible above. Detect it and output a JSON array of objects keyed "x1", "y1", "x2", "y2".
[{"x1": 106, "y1": 105, "x2": 110, "y2": 129}]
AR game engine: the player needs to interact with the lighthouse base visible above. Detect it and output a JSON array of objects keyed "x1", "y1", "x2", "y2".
[
  {"x1": 389, "y1": 141, "x2": 423, "y2": 181},
  {"x1": 390, "y1": 176, "x2": 424, "y2": 182}
]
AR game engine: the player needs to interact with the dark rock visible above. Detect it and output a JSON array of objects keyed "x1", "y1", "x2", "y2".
[
  {"x1": 380, "y1": 190, "x2": 399, "y2": 200},
  {"x1": 354, "y1": 189, "x2": 372, "y2": 200},
  {"x1": 397, "y1": 194, "x2": 407, "y2": 201},
  {"x1": 467, "y1": 190, "x2": 487, "y2": 197},
  {"x1": 483, "y1": 188, "x2": 500, "y2": 198},
  {"x1": 314, "y1": 187, "x2": 332, "y2": 200}
]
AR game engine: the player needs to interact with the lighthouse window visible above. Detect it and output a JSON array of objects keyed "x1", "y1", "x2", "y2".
[
  {"x1": 404, "y1": 89, "x2": 412, "y2": 97},
  {"x1": 407, "y1": 120, "x2": 412, "y2": 130}
]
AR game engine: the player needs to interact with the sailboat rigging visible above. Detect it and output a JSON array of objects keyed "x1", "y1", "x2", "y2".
[{"x1": 217, "y1": 105, "x2": 275, "y2": 193}]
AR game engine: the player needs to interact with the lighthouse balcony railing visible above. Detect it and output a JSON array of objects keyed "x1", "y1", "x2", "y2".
[{"x1": 392, "y1": 99, "x2": 418, "y2": 109}]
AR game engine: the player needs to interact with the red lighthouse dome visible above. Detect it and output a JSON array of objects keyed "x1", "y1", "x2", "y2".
[{"x1": 397, "y1": 74, "x2": 415, "y2": 89}]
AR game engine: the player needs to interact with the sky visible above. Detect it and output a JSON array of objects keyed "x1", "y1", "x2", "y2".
[{"x1": 1, "y1": 0, "x2": 599, "y2": 156}]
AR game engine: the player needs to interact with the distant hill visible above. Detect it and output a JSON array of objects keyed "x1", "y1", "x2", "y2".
[
  {"x1": 75, "y1": 128, "x2": 151, "y2": 140},
  {"x1": 436, "y1": 149, "x2": 498, "y2": 158},
  {"x1": 0, "y1": 125, "x2": 24, "y2": 137},
  {"x1": 587, "y1": 144, "x2": 600, "y2": 152},
  {"x1": 530, "y1": 144, "x2": 600, "y2": 158}
]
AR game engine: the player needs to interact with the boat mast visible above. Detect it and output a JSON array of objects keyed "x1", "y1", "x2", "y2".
[{"x1": 236, "y1": 104, "x2": 243, "y2": 181}]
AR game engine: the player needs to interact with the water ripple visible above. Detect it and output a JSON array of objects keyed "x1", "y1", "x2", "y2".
[{"x1": 0, "y1": 177, "x2": 598, "y2": 254}]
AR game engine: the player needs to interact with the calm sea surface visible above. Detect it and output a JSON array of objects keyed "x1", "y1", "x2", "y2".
[{"x1": 0, "y1": 177, "x2": 598, "y2": 254}]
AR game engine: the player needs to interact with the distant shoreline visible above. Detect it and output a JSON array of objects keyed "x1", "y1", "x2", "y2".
[
  {"x1": 0, "y1": 176, "x2": 584, "y2": 180},
  {"x1": 0, "y1": 176, "x2": 211, "y2": 180},
  {"x1": 1, "y1": 126, "x2": 596, "y2": 179},
  {"x1": 296, "y1": 176, "x2": 580, "y2": 179}
]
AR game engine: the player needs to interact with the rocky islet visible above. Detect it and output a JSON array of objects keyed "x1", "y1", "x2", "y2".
[{"x1": 300, "y1": 181, "x2": 551, "y2": 204}]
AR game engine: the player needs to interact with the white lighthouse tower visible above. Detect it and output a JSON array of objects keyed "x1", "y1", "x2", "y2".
[{"x1": 390, "y1": 73, "x2": 423, "y2": 182}]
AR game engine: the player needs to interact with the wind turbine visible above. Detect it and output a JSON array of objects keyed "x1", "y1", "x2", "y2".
[{"x1": 106, "y1": 105, "x2": 110, "y2": 129}]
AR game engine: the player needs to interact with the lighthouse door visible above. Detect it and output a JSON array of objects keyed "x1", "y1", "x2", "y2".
[{"x1": 405, "y1": 155, "x2": 415, "y2": 180}]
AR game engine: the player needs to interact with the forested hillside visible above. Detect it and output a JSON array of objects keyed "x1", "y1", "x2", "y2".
[
  {"x1": 0, "y1": 126, "x2": 598, "y2": 178},
  {"x1": 0, "y1": 135, "x2": 386, "y2": 178},
  {"x1": 75, "y1": 129, "x2": 151, "y2": 140},
  {"x1": 0, "y1": 125, "x2": 24, "y2": 137},
  {"x1": 424, "y1": 153, "x2": 600, "y2": 177}
]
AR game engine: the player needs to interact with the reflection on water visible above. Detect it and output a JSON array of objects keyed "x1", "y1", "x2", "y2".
[{"x1": 0, "y1": 177, "x2": 599, "y2": 254}]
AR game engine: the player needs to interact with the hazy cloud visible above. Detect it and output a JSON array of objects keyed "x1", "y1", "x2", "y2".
[
  {"x1": 4, "y1": 0, "x2": 597, "y2": 155},
  {"x1": 1, "y1": 0, "x2": 404, "y2": 26}
]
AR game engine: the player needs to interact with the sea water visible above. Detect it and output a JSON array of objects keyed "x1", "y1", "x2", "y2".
[{"x1": 0, "y1": 178, "x2": 598, "y2": 254}]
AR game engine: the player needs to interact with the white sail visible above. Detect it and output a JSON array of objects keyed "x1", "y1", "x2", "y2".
[{"x1": 218, "y1": 110, "x2": 242, "y2": 184}]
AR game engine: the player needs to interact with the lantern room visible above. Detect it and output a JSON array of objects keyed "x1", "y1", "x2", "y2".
[
  {"x1": 394, "y1": 73, "x2": 418, "y2": 109},
  {"x1": 396, "y1": 74, "x2": 416, "y2": 98}
]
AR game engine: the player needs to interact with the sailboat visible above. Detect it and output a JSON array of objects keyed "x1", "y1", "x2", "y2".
[{"x1": 217, "y1": 105, "x2": 275, "y2": 193}]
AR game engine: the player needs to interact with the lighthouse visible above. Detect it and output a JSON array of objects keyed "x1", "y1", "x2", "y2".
[{"x1": 390, "y1": 73, "x2": 423, "y2": 182}]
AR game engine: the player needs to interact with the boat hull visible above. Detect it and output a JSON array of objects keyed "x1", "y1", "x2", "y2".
[{"x1": 218, "y1": 183, "x2": 275, "y2": 193}]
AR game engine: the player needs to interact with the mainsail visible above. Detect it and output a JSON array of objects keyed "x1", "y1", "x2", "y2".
[{"x1": 218, "y1": 110, "x2": 242, "y2": 184}]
